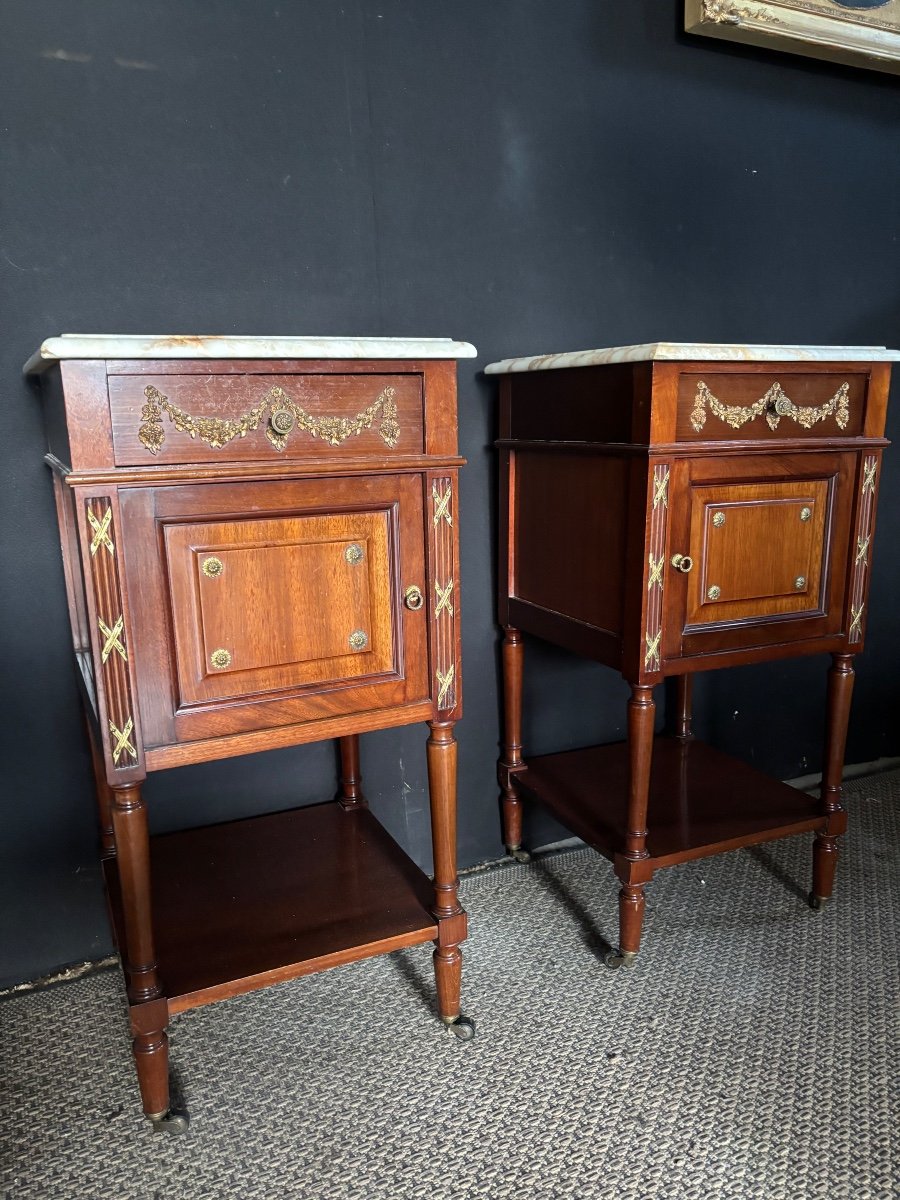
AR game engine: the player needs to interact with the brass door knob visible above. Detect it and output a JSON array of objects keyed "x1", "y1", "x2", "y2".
[
  {"x1": 404, "y1": 585, "x2": 424, "y2": 611},
  {"x1": 671, "y1": 554, "x2": 693, "y2": 574}
]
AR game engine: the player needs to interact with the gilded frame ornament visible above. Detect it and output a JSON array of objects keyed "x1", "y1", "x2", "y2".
[{"x1": 685, "y1": 1, "x2": 900, "y2": 75}]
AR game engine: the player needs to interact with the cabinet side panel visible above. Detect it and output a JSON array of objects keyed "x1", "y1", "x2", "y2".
[
  {"x1": 507, "y1": 364, "x2": 641, "y2": 443},
  {"x1": 513, "y1": 450, "x2": 627, "y2": 636}
]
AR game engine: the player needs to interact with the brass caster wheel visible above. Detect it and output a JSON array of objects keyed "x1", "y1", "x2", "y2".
[
  {"x1": 444, "y1": 1016, "x2": 476, "y2": 1041},
  {"x1": 604, "y1": 949, "x2": 637, "y2": 970},
  {"x1": 507, "y1": 846, "x2": 532, "y2": 864},
  {"x1": 149, "y1": 1110, "x2": 190, "y2": 1135},
  {"x1": 809, "y1": 893, "x2": 829, "y2": 911}
]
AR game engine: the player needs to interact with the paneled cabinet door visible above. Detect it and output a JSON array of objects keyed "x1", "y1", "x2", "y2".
[
  {"x1": 663, "y1": 451, "x2": 857, "y2": 660},
  {"x1": 119, "y1": 473, "x2": 430, "y2": 746}
]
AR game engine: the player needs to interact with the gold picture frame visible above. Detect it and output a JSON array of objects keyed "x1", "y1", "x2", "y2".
[{"x1": 685, "y1": 1, "x2": 900, "y2": 74}]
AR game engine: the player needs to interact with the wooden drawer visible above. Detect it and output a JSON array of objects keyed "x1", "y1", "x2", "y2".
[
  {"x1": 663, "y1": 451, "x2": 856, "y2": 660},
  {"x1": 108, "y1": 371, "x2": 424, "y2": 465},
  {"x1": 119, "y1": 473, "x2": 430, "y2": 745},
  {"x1": 675, "y1": 371, "x2": 867, "y2": 442}
]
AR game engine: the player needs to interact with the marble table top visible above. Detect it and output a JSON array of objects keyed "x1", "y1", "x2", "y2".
[
  {"x1": 484, "y1": 342, "x2": 900, "y2": 374},
  {"x1": 25, "y1": 334, "x2": 478, "y2": 374}
]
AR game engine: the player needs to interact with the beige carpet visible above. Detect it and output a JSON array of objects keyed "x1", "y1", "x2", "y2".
[{"x1": 1, "y1": 770, "x2": 897, "y2": 1199}]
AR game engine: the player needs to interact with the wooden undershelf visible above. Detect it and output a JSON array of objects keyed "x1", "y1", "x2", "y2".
[
  {"x1": 105, "y1": 803, "x2": 438, "y2": 1014},
  {"x1": 515, "y1": 737, "x2": 825, "y2": 869}
]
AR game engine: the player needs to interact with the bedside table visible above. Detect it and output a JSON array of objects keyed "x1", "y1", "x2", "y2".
[
  {"x1": 488, "y1": 342, "x2": 897, "y2": 968},
  {"x1": 28, "y1": 334, "x2": 475, "y2": 1130}
]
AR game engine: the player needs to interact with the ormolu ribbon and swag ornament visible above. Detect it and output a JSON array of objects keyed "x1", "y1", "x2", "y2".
[{"x1": 138, "y1": 383, "x2": 400, "y2": 454}]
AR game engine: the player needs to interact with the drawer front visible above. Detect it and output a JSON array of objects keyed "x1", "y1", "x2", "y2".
[
  {"x1": 108, "y1": 372, "x2": 424, "y2": 465},
  {"x1": 663, "y1": 452, "x2": 856, "y2": 660},
  {"x1": 119, "y1": 474, "x2": 430, "y2": 744},
  {"x1": 676, "y1": 372, "x2": 866, "y2": 442}
]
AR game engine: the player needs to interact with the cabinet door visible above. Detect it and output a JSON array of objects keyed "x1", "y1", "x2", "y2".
[
  {"x1": 663, "y1": 452, "x2": 856, "y2": 660},
  {"x1": 120, "y1": 474, "x2": 429, "y2": 744}
]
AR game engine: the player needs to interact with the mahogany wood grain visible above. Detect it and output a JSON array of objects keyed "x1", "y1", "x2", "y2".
[
  {"x1": 58, "y1": 361, "x2": 114, "y2": 471},
  {"x1": 499, "y1": 628, "x2": 525, "y2": 852},
  {"x1": 37, "y1": 346, "x2": 469, "y2": 1122},
  {"x1": 338, "y1": 733, "x2": 366, "y2": 809},
  {"x1": 104, "y1": 803, "x2": 438, "y2": 1014},
  {"x1": 514, "y1": 451, "x2": 628, "y2": 636},
  {"x1": 813, "y1": 653, "x2": 855, "y2": 902},
  {"x1": 51, "y1": 469, "x2": 90, "y2": 656},
  {"x1": 427, "y1": 721, "x2": 465, "y2": 1023},
  {"x1": 497, "y1": 350, "x2": 891, "y2": 966},
  {"x1": 165, "y1": 510, "x2": 395, "y2": 705},
  {"x1": 110, "y1": 783, "x2": 170, "y2": 1118},
  {"x1": 663, "y1": 450, "x2": 856, "y2": 665},
  {"x1": 672, "y1": 675, "x2": 693, "y2": 740},
  {"x1": 85, "y1": 712, "x2": 116, "y2": 858},
  {"x1": 675, "y1": 371, "x2": 867, "y2": 442},
  {"x1": 108, "y1": 371, "x2": 424, "y2": 466},
  {"x1": 65, "y1": 454, "x2": 465, "y2": 490},
  {"x1": 119, "y1": 473, "x2": 429, "y2": 746},
  {"x1": 516, "y1": 738, "x2": 826, "y2": 868},
  {"x1": 144, "y1": 699, "x2": 435, "y2": 770}
]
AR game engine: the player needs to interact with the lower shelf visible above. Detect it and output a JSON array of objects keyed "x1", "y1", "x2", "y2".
[
  {"x1": 105, "y1": 802, "x2": 438, "y2": 1014},
  {"x1": 515, "y1": 736, "x2": 826, "y2": 869}
]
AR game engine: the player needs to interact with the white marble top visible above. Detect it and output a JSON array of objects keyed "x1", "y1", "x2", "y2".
[
  {"x1": 484, "y1": 342, "x2": 900, "y2": 374},
  {"x1": 24, "y1": 334, "x2": 478, "y2": 374}
]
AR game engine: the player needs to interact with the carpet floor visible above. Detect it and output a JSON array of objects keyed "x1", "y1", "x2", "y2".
[{"x1": 1, "y1": 771, "x2": 897, "y2": 1200}]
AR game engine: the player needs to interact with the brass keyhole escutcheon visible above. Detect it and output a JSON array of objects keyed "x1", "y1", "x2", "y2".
[
  {"x1": 404, "y1": 585, "x2": 424, "y2": 611},
  {"x1": 345, "y1": 543, "x2": 364, "y2": 565},
  {"x1": 707, "y1": 585, "x2": 721, "y2": 601},
  {"x1": 800, "y1": 507, "x2": 812, "y2": 522},
  {"x1": 210, "y1": 648, "x2": 232, "y2": 670},
  {"x1": 795, "y1": 576, "x2": 806, "y2": 591},
  {"x1": 348, "y1": 630, "x2": 368, "y2": 652},
  {"x1": 202, "y1": 556, "x2": 224, "y2": 579},
  {"x1": 270, "y1": 408, "x2": 295, "y2": 436},
  {"x1": 712, "y1": 512, "x2": 725, "y2": 528},
  {"x1": 671, "y1": 553, "x2": 693, "y2": 574}
]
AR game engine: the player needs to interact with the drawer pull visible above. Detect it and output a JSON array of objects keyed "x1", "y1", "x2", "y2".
[
  {"x1": 202, "y1": 556, "x2": 224, "y2": 579},
  {"x1": 707, "y1": 585, "x2": 721, "y2": 601},
  {"x1": 344, "y1": 543, "x2": 364, "y2": 565},
  {"x1": 270, "y1": 408, "x2": 295, "y2": 437},
  {"x1": 210, "y1": 648, "x2": 232, "y2": 670},
  {"x1": 712, "y1": 511, "x2": 726, "y2": 528},
  {"x1": 800, "y1": 507, "x2": 812, "y2": 522},
  {"x1": 404, "y1": 585, "x2": 424, "y2": 611},
  {"x1": 690, "y1": 381, "x2": 850, "y2": 434},
  {"x1": 348, "y1": 630, "x2": 369, "y2": 651},
  {"x1": 795, "y1": 576, "x2": 806, "y2": 590},
  {"x1": 671, "y1": 554, "x2": 693, "y2": 574}
]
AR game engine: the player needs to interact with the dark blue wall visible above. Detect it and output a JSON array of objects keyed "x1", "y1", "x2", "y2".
[{"x1": 1, "y1": 1, "x2": 898, "y2": 987}]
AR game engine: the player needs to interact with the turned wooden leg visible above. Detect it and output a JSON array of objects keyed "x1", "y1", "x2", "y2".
[
  {"x1": 85, "y1": 713, "x2": 116, "y2": 858},
  {"x1": 609, "y1": 684, "x2": 655, "y2": 969},
  {"x1": 812, "y1": 654, "x2": 854, "y2": 910},
  {"x1": 111, "y1": 785, "x2": 183, "y2": 1130},
  {"x1": 337, "y1": 734, "x2": 366, "y2": 810},
  {"x1": 673, "y1": 674, "x2": 693, "y2": 741},
  {"x1": 499, "y1": 628, "x2": 529, "y2": 862},
  {"x1": 426, "y1": 721, "x2": 472, "y2": 1039}
]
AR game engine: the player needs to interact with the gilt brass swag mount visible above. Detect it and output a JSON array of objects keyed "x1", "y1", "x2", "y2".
[
  {"x1": 138, "y1": 383, "x2": 400, "y2": 455},
  {"x1": 691, "y1": 380, "x2": 850, "y2": 433}
]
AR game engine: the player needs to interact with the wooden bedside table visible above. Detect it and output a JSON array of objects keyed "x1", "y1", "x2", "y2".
[
  {"x1": 488, "y1": 342, "x2": 897, "y2": 969},
  {"x1": 28, "y1": 334, "x2": 476, "y2": 1130}
]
